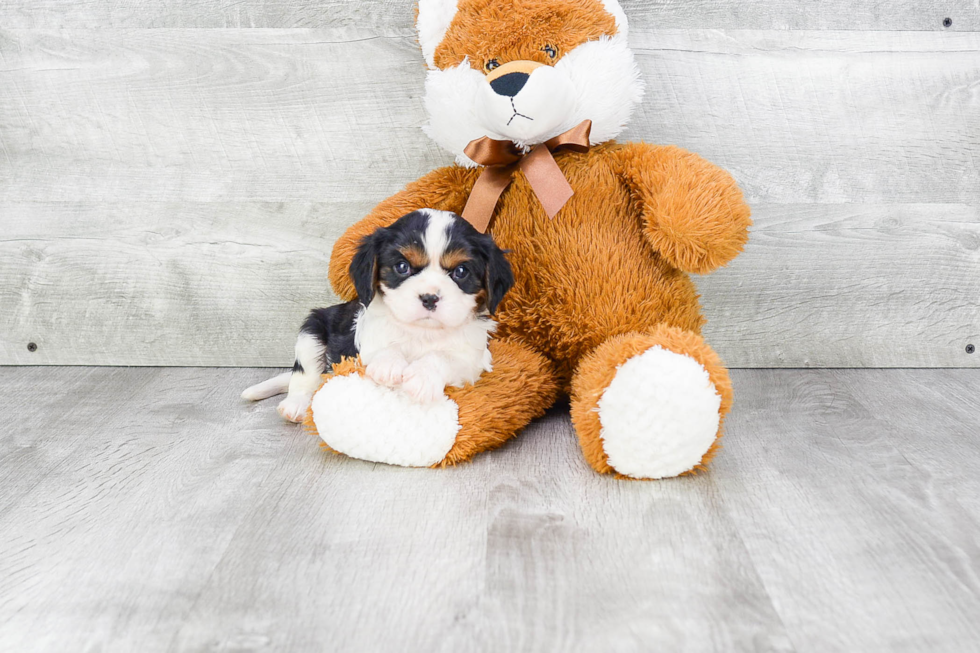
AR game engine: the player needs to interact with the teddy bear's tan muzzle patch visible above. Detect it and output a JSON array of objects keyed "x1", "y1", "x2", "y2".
[
  {"x1": 485, "y1": 60, "x2": 545, "y2": 82},
  {"x1": 486, "y1": 60, "x2": 546, "y2": 97}
]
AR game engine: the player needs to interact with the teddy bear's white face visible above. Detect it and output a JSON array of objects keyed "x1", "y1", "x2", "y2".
[{"x1": 417, "y1": 0, "x2": 644, "y2": 165}]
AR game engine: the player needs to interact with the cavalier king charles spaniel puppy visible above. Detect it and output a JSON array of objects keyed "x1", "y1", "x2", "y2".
[{"x1": 243, "y1": 209, "x2": 514, "y2": 421}]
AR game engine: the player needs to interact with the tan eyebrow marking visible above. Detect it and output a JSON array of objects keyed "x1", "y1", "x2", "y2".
[
  {"x1": 400, "y1": 244, "x2": 428, "y2": 268},
  {"x1": 440, "y1": 249, "x2": 470, "y2": 270}
]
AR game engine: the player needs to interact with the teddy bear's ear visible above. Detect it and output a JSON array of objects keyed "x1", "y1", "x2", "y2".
[
  {"x1": 599, "y1": 0, "x2": 629, "y2": 37},
  {"x1": 416, "y1": 0, "x2": 460, "y2": 69}
]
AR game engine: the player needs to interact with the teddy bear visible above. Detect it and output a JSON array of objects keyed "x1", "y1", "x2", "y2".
[{"x1": 304, "y1": 0, "x2": 752, "y2": 479}]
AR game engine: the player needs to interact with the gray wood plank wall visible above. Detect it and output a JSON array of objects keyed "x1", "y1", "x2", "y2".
[{"x1": 1, "y1": 4, "x2": 978, "y2": 366}]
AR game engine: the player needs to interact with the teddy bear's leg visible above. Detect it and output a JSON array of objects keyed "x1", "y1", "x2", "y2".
[
  {"x1": 304, "y1": 338, "x2": 560, "y2": 468},
  {"x1": 439, "y1": 339, "x2": 560, "y2": 466},
  {"x1": 570, "y1": 324, "x2": 733, "y2": 479}
]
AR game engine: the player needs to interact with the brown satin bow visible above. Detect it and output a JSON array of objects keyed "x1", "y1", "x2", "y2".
[{"x1": 461, "y1": 120, "x2": 592, "y2": 233}]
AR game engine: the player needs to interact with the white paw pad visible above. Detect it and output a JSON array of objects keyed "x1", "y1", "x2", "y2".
[
  {"x1": 366, "y1": 357, "x2": 406, "y2": 387},
  {"x1": 277, "y1": 394, "x2": 312, "y2": 423},
  {"x1": 311, "y1": 374, "x2": 460, "y2": 467},
  {"x1": 400, "y1": 367, "x2": 445, "y2": 403},
  {"x1": 597, "y1": 346, "x2": 722, "y2": 479}
]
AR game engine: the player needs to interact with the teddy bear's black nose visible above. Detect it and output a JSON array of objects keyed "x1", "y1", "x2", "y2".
[{"x1": 489, "y1": 72, "x2": 529, "y2": 97}]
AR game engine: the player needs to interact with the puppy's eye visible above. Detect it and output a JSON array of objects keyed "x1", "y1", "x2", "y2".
[
  {"x1": 394, "y1": 261, "x2": 411, "y2": 276},
  {"x1": 485, "y1": 59, "x2": 500, "y2": 72},
  {"x1": 542, "y1": 44, "x2": 558, "y2": 59},
  {"x1": 451, "y1": 265, "x2": 470, "y2": 280}
]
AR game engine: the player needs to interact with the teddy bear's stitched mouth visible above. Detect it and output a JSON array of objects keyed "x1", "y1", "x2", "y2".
[{"x1": 506, "y1": 97, "x2": 534, "y2": 126}]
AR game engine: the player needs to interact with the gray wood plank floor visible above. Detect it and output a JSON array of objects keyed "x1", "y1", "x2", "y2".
[{"x1": 1, "y1": 367, "x2": 978, "y2": 652}]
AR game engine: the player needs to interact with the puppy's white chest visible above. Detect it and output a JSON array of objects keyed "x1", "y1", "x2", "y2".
[{"x1": 355, "y1": 300, "x2": 494, "y2": 386}]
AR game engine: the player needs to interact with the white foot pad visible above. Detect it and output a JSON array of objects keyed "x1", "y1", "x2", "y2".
[
  {"x1": 310, "y1": 374, "x2": 460, "y2": 467},
  {"x1": 277, "y1": 393, "x2": 312, "y2": 423},
  {"x1": 597, "y1": 346, "x2": 722, "y2": 479}
]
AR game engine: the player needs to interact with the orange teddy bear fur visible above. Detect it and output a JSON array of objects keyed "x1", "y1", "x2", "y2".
[{"x1": 305, "y1": 0, "x2": 751, "y2": 479}]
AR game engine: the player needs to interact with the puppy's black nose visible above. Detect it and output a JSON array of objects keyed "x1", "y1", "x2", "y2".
[
  {"x1": 419, "y1": 294, "x2": 439, "y2": 311},
  {"x1": 489, "y1": 72, "x2": 529, "y2": 97}
]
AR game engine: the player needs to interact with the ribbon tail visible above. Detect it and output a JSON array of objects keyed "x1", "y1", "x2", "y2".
[
  {"x1": 520, "y1": 144, "x2": 574, "y2": 219},
  {"x1": 461, "y1": 165, "x2": 514, "y2": 233}
]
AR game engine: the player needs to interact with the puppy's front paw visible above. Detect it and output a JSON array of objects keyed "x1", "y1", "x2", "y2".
[
  {"x1": 277, "y1": 394, "x2": 312, "y2": 423},
  {"x1": 366, "y1": 355, "x2": 408, "y2": 387},
  {"x1": 400, "y1": 366, "x2": 446, "y2": 403}
]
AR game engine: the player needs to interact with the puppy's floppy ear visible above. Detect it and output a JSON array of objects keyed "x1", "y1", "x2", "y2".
[
  {"x1": 349, "y1": 230, "x2": 386, "y2": 306},
  {"x1": 476, "y1": 235, "x2": 514, "y2": 315}
]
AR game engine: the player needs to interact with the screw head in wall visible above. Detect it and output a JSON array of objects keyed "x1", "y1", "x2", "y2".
[
  {"x1": 27, "y1": 342, "x2": 38, "y2": 352},
  {"x1": 968, "y1": 344, "x2": 976, "y2": 354},
  {"x1": 943, "y1": 17, "x2": 953, "y2": 28}
]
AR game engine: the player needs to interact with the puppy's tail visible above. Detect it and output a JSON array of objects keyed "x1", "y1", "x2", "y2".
[{"x1": 241, "y1": 372, "x2": 291, "y2": 401}]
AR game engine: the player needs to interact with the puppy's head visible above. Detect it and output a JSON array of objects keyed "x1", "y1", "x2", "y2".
[{"x1": 350, "y1": 209, "x2": 513, "y2": 328}]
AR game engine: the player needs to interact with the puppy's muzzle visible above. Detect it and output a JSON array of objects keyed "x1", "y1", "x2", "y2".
[{"x1": 486, "y1": 60, "x2": 544, "y2": 97}]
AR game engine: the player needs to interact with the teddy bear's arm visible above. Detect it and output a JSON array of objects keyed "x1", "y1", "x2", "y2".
[
  {"x1": 609, "y1": 143, "x2": 752, "y2": 274},
  {"x1": 328, "y1": 165, "x2": 479, "y2": 300}
]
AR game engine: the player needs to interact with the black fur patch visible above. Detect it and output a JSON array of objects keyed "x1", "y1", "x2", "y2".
[
  {"x1": 349, "y1": 211, "x2": 430, "y2": 304},
  {"x1": 375, "y1": 210, "x2": 430, "y2": 292},
  {"x1": 443, "y1": 215, "x2": 514, "y2": 314},
  {"x1": 299, "y1": 301, "x2": 361, "y2": 371}
]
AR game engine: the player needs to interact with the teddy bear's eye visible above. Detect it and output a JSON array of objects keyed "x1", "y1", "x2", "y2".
[
  {"x1": 542, "y1": 44, "x2": 558, "y2": 59},
  {"x1": 485, "y1": 58, "x2": 500, "y2": 72}
]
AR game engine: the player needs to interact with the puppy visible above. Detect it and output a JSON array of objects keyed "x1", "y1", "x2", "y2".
[{"x1": 242, "y1": 209, "x2": 514, "y2": 422}]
